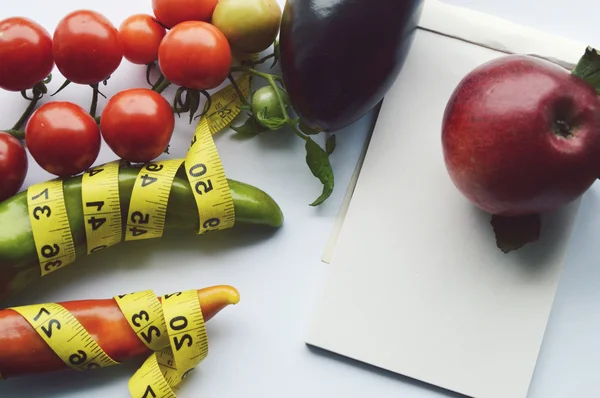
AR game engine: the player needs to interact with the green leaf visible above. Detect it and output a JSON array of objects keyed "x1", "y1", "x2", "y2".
[
  {"x1": 326, "y1": 134, "x2": 336, "y2": 156},
  {"x1": 298, "y1": 119, "x2": 322, "y2": 135},
  {"x1": 572, "y1": 46, "x2": 600, "y2": 92},
  {"x1": 255, "y1": 108, "x2": 287, "y2": 130},
  {"x1": 231, "y1": 116, "x2": 268, "y2": 138},
  {"x1": 304, "y1": 137, "x2": 335, "y2": 206}
]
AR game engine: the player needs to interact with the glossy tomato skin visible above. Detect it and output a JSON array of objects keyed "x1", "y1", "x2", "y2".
[
  {"x1": 25, "y1": 102, "x2": 101, "y2": 177},
  {"x1": 53, "y1": 10, "x2": 123, "y2": 85},
  {"x1": 158, "y1": 21, "x2": 232, "y2": 90},
  {"x1": 212, "y1": 0, "x2": 282, "y2": 56},
  {"x1": 100, "y1": 88, "x2": 175, "y2": 163},
  {"x1": 0, "y1": 17, "x2": 54, "y2": 92},
  {"x1": 152, "y1": 0, "x2": 218, "y2": 29},
  {"x1": 119, "y1": 14, "x2": 166, "y2": 65},
  {"x1": 0, "y1": 132, "x2": 28, "y2": 202},
  {"x1": 251, "y1": 86, "x2": 289, "y2": 119}
]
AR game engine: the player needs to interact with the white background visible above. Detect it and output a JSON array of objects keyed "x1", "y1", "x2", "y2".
[{"x1": 1, "y1": 1, "x2": 599, "y2": 397}]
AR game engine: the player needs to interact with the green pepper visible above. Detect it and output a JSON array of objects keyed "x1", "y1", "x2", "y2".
[{"x1": 0, "y1": 164, "x2": 284, "y2": 303}]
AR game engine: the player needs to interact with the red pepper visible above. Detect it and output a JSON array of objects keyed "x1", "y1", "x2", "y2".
[{"x1": 0, "y1": 285, "x2": 240, "y2": 379}]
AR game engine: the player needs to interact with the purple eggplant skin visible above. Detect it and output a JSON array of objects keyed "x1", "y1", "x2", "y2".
[{"x1": 279, "y1": 0, "x2": 425, "y2": 132}]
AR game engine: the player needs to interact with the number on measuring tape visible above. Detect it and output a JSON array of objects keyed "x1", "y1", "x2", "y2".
[
  {"x1": 185, "y1": 119, "x2": 236, "y2": 235},
  {"x1": 127, "y1": 290, "x2": 208, "y2": 398},
  {"x1": 160, "y1": 290, "x2": 207, "y2": 385},
  {"x1": 27, "y1": 180, "x2": 77, "y2": 276},
  {"x1": 128, "y1": 354, "x2": 176, "y2": 398},
  {"x1": 115, "y1": 290, "x2": 168, "y2": 352},
  {"x1": 125, "y1": 159, "x2": 184, "y2": 241},
  {"x1": 82, "y1": 161, "x2": 122, "y2": 254},
  {"x1": 10, "y1": 303, "x2": 119, "y2": 370},
  {"x1": 205, "y1": 74, "x2": 252, "y2": 134},
  {"x1": 182, "y1": 74, "x2": 252, "y2": 236}
]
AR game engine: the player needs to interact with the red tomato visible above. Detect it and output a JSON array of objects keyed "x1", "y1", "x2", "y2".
[
  {"x1": 100, "y1": 88, "x2": 175, "y2": 163},
  {"x1": 53, "y1": 10, "x2": 123, "y2": 84},
  {"x1": 25, "y1": 102, "x2": 101, "y2": 177},
  {"x1": 0, "y1": 17, "x2": 54, "y2": 92},
  {"x1": 158, "y1": 21, "x2": 232, "y2": 90},
  {"x1": 119, "y1": 14, "x2": 166, "y2": 65},
  {"x1": 152, "y1": 0, "x2": 218, "y2": 29},
  {"x1": 0, "y1": 132, "x2": 28, "y2": 202}
]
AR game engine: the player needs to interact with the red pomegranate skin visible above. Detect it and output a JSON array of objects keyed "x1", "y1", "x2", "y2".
[{"x1": 442, "y1": 55, "x2": 600, "y2": 216}]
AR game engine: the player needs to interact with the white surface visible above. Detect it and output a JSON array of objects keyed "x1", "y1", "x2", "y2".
[
  {"x1": 442, "y1": 0, "x2": 600, "y2": 50},
  {"x1": 306, "y1": 24, "x2": 581, "y2": 398},
  {"x1": 420, "y1": 0, "x2": 585, "y2": 70},
  {"x1": 0, "y1": 2, "x2": 599, "y2": 398}
]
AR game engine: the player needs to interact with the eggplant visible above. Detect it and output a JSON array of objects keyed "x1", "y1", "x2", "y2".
[{"x1": 279, "y1": 0, "x2": 425, "y2": 132}]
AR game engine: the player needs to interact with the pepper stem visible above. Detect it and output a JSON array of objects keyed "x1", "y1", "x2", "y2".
[{"x1": 572, "y1": 46, "x2": 600, "y2": 92}]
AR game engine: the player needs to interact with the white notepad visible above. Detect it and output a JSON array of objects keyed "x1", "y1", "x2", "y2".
[{"x1": 307, "y1": 2, "x2": 586, "y2": 398}]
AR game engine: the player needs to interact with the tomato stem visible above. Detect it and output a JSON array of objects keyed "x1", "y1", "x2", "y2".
[
  {"x1": 20, "y1": 90, "x2": 33, "y2": 101},
  {"x1": 153, "y1": 78, "x2": 172, "y2": 94},
  {"x1": 172, "y1": 87, "x2": 189, "y2": 117},
  {"x1": 231, "y1": 66, "x2": 291, "y2": 123},
  {"x1": 151, "y1": 18, "x2": 169, "y2": 31},
  {"x1": 89, "y1": 83, "x2": 100, "y2": 118},
  {"x1": 4, "y1": 129, "x2": 25, "y2": 140},
  {"x1": 50, "y1": 79, "x2": 71, "y2": 97},
  {"x1": 11, "y1": 97, "x2": 38, "y2": 131},
  {"x1": 227, "y1": 74, "x2": 249, "y2": 105},
  {"x1": 146, "y1": 62, "x2": 157, "y2": 87},
  {"x1": 194, "y1": 90, "x2": 212, "y2": 121},
  {"x1": 10, "y1": 81, "x2": 47, "y2": 132},
  {"x1": 253, "y1": 53, "x2": 276, "y2": 66}
]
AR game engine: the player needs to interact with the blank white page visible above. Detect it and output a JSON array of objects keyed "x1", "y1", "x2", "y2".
[{"x1": 306, "y1": 28, "x2": 580, "y2": 398}]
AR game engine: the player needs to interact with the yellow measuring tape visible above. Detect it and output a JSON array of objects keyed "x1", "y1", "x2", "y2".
[
  {"x1": 122, "y1": 290, "x2": 208, "y2": 397},
  {"x1": 81, "y1": 160, "x2": 123, "y2": 253},
  {"x1": 22, "y1": 71, "x2": 252, "y2": 397},
  {"x1": 11, "y1": 303, "x2": 119, "y2": 370},
  {"x1": 27, "y1": 180, "x2": 77, "y2": 276},
  {"x1": 9, "y1": 288, "x2": 208, "y2": 398},
  {"x1": 125, "y1": 159, "x2": 184, "y2": 241},
  {"x1": 26, "y1": 72, "x2": 252, "y2": 276}
]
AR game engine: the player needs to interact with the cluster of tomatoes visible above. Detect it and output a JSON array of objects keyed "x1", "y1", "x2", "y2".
[{"x1": 0, "y1": 0, "x2": 282, "y2": 202}]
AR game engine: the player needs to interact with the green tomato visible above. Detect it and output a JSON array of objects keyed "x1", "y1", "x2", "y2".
[
  {"x1": 251, "y1": 85, "x2": 289, "y2": 121},
  {"x1": 212, "y1": 0, "x2": 282, "y2": 55}
]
